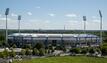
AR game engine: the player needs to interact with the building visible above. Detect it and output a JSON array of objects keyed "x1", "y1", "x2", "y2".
[{"x1": 8, "y1": 33, "x2": 100, "y2": 48}]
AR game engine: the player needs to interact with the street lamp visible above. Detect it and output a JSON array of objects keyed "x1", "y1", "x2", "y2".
[
  {"x1": 99, "y1": 10, "x2": 103, "y2": 45},
  {"x1": 5, "y1": 8, "x2": 9, "y2": 43},
  {"x1": 83, "y1": 16, "x2": 86, "y2": 34},
  {"x1": 18, "y1": 15, "x2": 21, "y2": 35}
]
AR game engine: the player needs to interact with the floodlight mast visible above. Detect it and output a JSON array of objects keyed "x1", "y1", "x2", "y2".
[
  {"x1": 83, "y1": 16, "x2": 86, "y2": 34},
  {"x1": 5, "y1": 8, "x2": 9, "y2": 43},
  {"x1": 83, "y1": 16, "x2": 87, "y2": 46},
  {"x1": 99, "y1": 10, "x2": 103, "y2": 45},
  {"x1": 18, "y1": 15, "x2": 21, "y2": 35}
]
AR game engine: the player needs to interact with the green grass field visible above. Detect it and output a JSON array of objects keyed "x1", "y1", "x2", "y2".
[{"x1": 13, "y1": 56, "x2": 107, "y2": 63}]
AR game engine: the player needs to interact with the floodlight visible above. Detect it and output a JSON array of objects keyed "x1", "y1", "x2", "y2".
[
  {"x1": 18, "y1": 15, "x2": 21, "y2": 20},
  {"x1": 5, "y1": 8, "x2": 9, "y2": 15},
  {"x1": 99, "y1": 10, "x2": 102, "y2": 18},
  {"x1": 83, "y1": 16, "x2": 86, "y2": 21}
]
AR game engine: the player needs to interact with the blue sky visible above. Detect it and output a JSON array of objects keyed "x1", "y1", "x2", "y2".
[{"x1": 0, "y1": 0, "x2": 107, "y2": 30}]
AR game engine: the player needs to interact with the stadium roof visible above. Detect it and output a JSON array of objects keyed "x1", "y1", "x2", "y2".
[{"x1": 8, "y1": 33, "x2": 99, "y2": 38}]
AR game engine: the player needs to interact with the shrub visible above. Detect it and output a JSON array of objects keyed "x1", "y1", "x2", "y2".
[
  {"x1": 81, "y1": 48, "x2": 87, "y2": 54},
  {"x1": 89, "y1": 48, "x2": 95, "y2": 54},
  {"x1": 101, "y1": 46, "x2": 107, "y2": 55},
  {"x1": 70, "y1": 48, "x2": 81, "y2": 54}
]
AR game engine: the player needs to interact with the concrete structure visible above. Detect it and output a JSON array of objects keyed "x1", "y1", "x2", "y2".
[{"x1": 8, "y1": 33, "x2": 100, "y2": 48}]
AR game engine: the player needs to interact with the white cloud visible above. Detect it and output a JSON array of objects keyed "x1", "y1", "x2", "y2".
[
  {"x1": 48, "y1": 13, "x2": 55, "y2": 17},
  {"x1": 92, "y1": 19, "x2": 100, "y2": 23},
  {"x1": 65, "y1": 14, "x2": 77, "y2": 18},
  {"x1": 92, "y1": 16, "x2": 98, "y2": 19},
  {"x1": 92, "y1": 16, "x2": 100, "y2": 23},
  {"x1": 11, "y1": 13, "x2": 17, "y2": 17},
  {"x1": 0, "y1": 17, "x2": 106, "y2": 30},
  {"x1": 35, "y1": 6, "x2": 41, "y2": 9},
  {"x1": 0, "y1": 17, "x2": 18, "y2": 29},
  {"x1": 27, "y1": 12, "x2": 32, "y2": 16},
  {"x1": 0, "y1": 17, "x2": 11, "y2": 21},
  {"x1": 45, "y1": 20, "x2": 50, "y2": 23},
  {"x1": 64, "y1": 20, "x2": 82, "y2": 30}
]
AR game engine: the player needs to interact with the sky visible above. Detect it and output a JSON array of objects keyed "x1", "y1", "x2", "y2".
[{"x1": 0, "y1": 0, "x2": 107, "y2": 30}]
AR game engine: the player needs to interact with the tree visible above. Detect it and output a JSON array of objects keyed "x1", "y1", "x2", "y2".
[
  {"x1": 0, "y1": 35, "x2": 5, "y2": 41},
  {"x1": 39, "y1": 48, "x2": 45, "y2": 56},
  {"x1": 12, "y1": 44, "x2": 17, "y2": 48},
  {"x1": 55, "y1": 45, "x2": 62, "y2": 50},
  {"x1": 0, "y1": 52, "x2": 3, "y2": 58},
  {"x1": 20, "y1": 49, "x2": 26, "y2": 56},
  {"x1": 23, "y1": 44, "x2": 32, "y2": 49},
  {"x1": 101, "y1": 46, "x2": 107, "y2": 55},
  {"x1": 61, "y1": 46, "x2": 66, "y2": 52},
  {"x1": 25, "y1": 48, "x2": 32, "y2": 55},
  {"x1": 2, "y1": 49, "x2": 9, "y2": 58},
  {"x1": 89, "y1": 48, "x2": 95, "y2": 54},
  {"x1": 32, "y1": 48, "x2": 39, "y2": 56},
  {"x1": 9, "y1": 50, "x2": 16, "y2": 57},
  {"x1": 3, "y1": 42, "x2": 10, "y2": 47},
  {"x1": 34, "y1": 43, "x2": 44, "y2": 50},
  {"x1": 48, "y1": 45, "x2": 54, "y2": 53},
  {"x1": 81, "y1": 48, "x2": 87, "y2": 54}
]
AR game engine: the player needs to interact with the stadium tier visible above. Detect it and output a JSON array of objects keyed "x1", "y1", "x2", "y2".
[{"x1": 8, "y1": 33, "x2": 100, "y2": 48}]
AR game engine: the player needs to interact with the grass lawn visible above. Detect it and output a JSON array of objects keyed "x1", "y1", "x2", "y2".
[{"x1": 13, "y1": 56, "x2": 107, "y2": 63}]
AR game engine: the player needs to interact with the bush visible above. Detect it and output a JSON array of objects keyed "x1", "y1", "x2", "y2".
[
  {"x1": 81, "y1": 48, "x2": 87, "y2": 54},
  {"x1": 70, "y1": 48, "x2": 81, "y2": 54},
  {"x1": 89, "y1": 48, "x2": 95, "y2": 54},
  {"x1": 101, "y1": 46, "x2": 107, "y2": 55}
]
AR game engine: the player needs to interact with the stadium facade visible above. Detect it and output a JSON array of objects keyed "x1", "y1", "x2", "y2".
[{"x1": 8, "y1": 33, "x2": 100, "y2": 48}]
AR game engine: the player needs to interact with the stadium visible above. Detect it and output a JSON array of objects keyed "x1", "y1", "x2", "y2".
[{"x1": 8, "y1": 33, "x2": 100, "y2": 48}]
